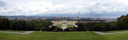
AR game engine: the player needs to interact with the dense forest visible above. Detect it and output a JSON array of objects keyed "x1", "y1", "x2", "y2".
[
  {"x1": 71, "y1": 14, "x2": 128, "y2": 31},
  {"x1": 65, "y1": 14, "x2": 128, "y2": 31},
  {"x1": 0, "y1": 14, "x2": 128, "y2": 32},
  {"x1": 0, "y1": 17, "x2": 57, "y2": 31}
]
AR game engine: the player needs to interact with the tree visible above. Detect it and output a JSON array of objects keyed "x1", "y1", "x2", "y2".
[
  {"x1": 116, "y1": 15, "x2": 128, "y2": 30},
  {"x1": 0, "y1": 17, "x2": 1, "y2": 29},
  {"x1": 26, "y1": 21, "x2": 36, "y2": 30},
  {"x1": 76, "y1": 23, "x2": 86, "y2": 31},
  {"x1": 64, "y1": 27, "x2": 77, "y2": 31},
  {"x1": 33, "y1": 20, "x2": 52, "y2": 31},
  {"x1": 0, "y1": 17, "x2": 10, "y2": 30},
  {"x1": 34, "y1": 20, "x2": 43, "y2": 30},
  {"x1": 109, "y1": 22, "x2": 117, "y2": 30},
  {"x1": 48, "y1": 26, "x2": 63, "y2": 32}
]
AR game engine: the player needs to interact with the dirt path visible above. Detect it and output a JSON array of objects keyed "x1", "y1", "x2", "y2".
[
  {"x1": 73, "y1": 24, "x2": 78, "y2": 27},
  {"x1": 0, "y1": 31, "x2": 34, "y2": 34},
  {"x1": 62, "y1": 24, "x2": 67, "y2": 30},
  {"x1": 95, "y1": 31, "x2": 128, "y2": 35}
]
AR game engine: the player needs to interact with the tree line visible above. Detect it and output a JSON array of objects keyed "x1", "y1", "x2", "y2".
[
  {"x1": 65, "y1": 14, "x2": 128, "y2": 31},
  {"x1": 0, "y1": 17, "x2": 63, "y2": 31},
  {"x1": 0, "y1": 14, "x2": 128, "y2": 32}
]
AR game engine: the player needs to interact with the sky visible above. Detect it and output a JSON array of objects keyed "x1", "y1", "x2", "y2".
[{"x1": 0, "y1": 0, "x2": 128, "y2": 18}]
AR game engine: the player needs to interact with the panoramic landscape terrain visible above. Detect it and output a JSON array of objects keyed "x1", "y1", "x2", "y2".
[{"x1": 0, "y1": 0, "x2": 128, "y2": 40}]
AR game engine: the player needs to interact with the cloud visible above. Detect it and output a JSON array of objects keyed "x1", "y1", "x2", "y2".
[
  {"x1": 0, "y1": 0, "x2": 128, "y2": 18},
  {"x1": 0, "y1": 1, "x2": 6, "y2": 7}
]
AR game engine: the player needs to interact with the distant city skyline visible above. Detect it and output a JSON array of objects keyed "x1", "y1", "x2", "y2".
[{"x1": 0, "y1": 0, "x2": 128, "y2": 18}]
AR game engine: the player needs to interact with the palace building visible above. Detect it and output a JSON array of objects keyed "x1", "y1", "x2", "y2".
[{"x1": 51, "y1": 20, "x2": 77, "y2": 25}]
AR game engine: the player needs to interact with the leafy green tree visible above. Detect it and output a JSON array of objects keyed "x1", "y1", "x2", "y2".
[
  {"x1": 0, "y1": 17, "x2": 1, "y2": 29},
  {"x1": 109, "y1": 22, "x2": 117, "y2": 30},
  {"x1": 26, "y1": 21, "x2": 36, "y2": 30},
  {"x1": 0, "y1": 17, "x2": 10, "y2": 30}
]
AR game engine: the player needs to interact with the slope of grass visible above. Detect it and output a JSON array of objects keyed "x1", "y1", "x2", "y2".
[
  {"x1": 103, "y1": 30, "x2": 128, "y2": 33},
  {"x1": 54, "y1": 25, "x2": 62, "y2": 28},
  {"x1": 0, "y1": 31, "x2": 104, "y2": 40},
  {"x1": 103, "y1": 30, "x2": 128, "y2": 40},
  {"x1": 1, "y1": 30, "x2": 128, "y2": 40},
  {"x1": 67, "y1": 25, "x2": 74, "y2": 28},
  {"x1": 104, "y1": 32, "x2": 128, "y2": 40}
]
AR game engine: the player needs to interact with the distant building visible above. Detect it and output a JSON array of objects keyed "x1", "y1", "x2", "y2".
[
  {"x1": 78, "y1": 21, "x2": 101, "y2": 23},
  {"x1": 51, "y1": 20, "x2": 77, "y2": 25},
  {"x1": 50, "y1": 20, "x2": 78, "y2": 30}
]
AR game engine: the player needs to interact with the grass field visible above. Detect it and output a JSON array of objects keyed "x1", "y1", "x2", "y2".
[
  {"x1": 54, "y1": 25, "x2": 62, "y2": 28},
  {"x1": 67, "y1": 25, "x2": 74, "y2": 28},
  {"x1": 104, "y1": 32, "x2": 128, "y2": 40},
  {"x1": 1, "y1": 30, "x2": 128, "y2": 40},
  {"x1": 103, "y1": 29, "x2": 128, "y2": 33},
  {"x1": 0, "y1": 31, "x2": 104, "y2": 40}
]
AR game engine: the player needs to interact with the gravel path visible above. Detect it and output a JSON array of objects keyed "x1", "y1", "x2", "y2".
[
  {"x1": 95, "y1": 31, "x2": 128, "y2": 35},
  {"x1": 49, "y1": 24, "x2": 56, "y2": 28},
  {"x1": 62, "y1": 24, "x2": 67, "y2": 31},
  {"x1": 0, "y1": 31, "x2": 34, "y2": 34},
  {"x1": 73, "y1": 24, "x2": 78, "y2": 27}
]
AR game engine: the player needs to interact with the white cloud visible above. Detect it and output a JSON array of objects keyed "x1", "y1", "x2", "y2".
[{"x1": 0, "y1": 0, "x2": 128, "y2": 16}]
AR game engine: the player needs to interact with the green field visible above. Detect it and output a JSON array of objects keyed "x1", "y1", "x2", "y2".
[
  {"x1": 0, "y1": 31, "x2": 128, "y2": 40},
  {"x1": 104, "y1": 32, "x2": 128, "y2": 40},
  {"x1": 0, "y1": 31, "x2": 104, "y2": 40},
  {"x1": 67, "y1": 25, "x2": 74, "y2": 28},
  {"x1": 103, "y1": 30, "x2": 128, "y2": 33},
  {"x1": 54, "y1": 25, "x2": 62, "y2": 28},
  {"x1": 102, "y1": 30, "x2": 128, "y2": 40}
]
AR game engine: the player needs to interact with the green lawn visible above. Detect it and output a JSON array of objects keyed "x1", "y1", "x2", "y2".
[
  {"x1": 1, "y1": 30, "x2": 128, "y2": 40},
  {"x1": 104, "y1": 32, "x2": 128, "y2": 40},
  {"x1": 0, "y1": 31, "x2": 104, "y2": 40},
  {"x1": 54, "y1": 25, "x2": 62, "y2": 28},
  {"x1": 67, "y1": 25, "x2": 74, "y2": 28},
  {"x1": 101, "y1": 30, "x2": 128, "y2": 40},
  {"x1": 103, "y1": 30, "x2": 128, "y2": 33}
]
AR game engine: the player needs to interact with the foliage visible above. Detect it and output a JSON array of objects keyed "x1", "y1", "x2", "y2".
[
  {"x1": 0, "y1": 14, "x2": 128, "y2": 31},
  {"x1": 75, "y1": 14, "x2": 128, "y2": 31},
  {"x1": 0, "y1": 17, "x2": 52, "y2": 31}
]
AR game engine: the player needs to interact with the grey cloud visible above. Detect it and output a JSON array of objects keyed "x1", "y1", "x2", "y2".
[
  {"x1": 0, "y1": 0, "x2": 128, "y2": 18},
  {"x1": 0, "y1": 1, "x2": 6, "y2": 7}
]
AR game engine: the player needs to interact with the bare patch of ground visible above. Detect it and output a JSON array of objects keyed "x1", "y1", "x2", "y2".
[
  {"x1": 0, "y1": 31, "x2": 34, "y2": 34},
  {"x1": 95, "y1": 31, "x2": 128, "y2": 35}
]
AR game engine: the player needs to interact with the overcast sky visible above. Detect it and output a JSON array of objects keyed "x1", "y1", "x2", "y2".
[{"x1": 0, "y1": 0, "x2": 128, "y2": 18}]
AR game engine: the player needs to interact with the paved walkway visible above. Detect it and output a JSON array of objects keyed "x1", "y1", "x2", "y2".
[
  {"x1": 0, "y1": 31, "x2": 34, "y2": 34},
  {"x1": 73, "y1": 24, "x2": 78, "y2": 27},
  {"x1": 49, "y1": 24, "x2": 56, "y2": 28},
  {"x1": 95, "y1": 31, "x2": 128, "y2": 35},
  {"x1": 62, "y1": 24, "x2": 67, "y2": 31}
]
